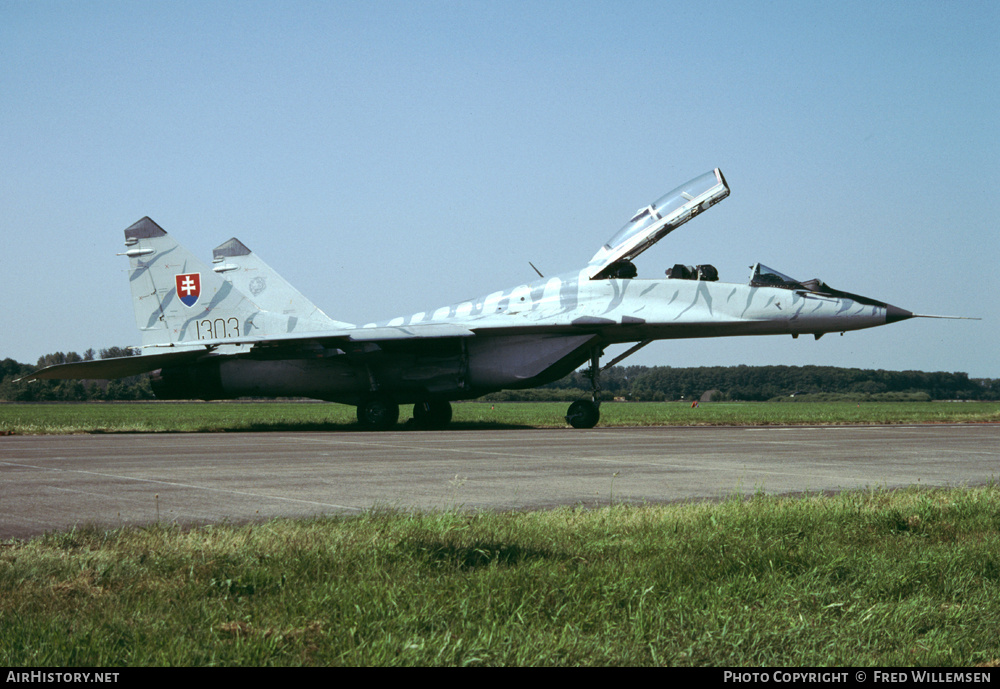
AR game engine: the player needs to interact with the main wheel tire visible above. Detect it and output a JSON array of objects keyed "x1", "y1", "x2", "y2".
[
  {"x1": 412, "y1": 401, "x2": 453, "y2": 430},
  {"x1": 566, "y1": 399, "x2": 600, "y2": 429},
  {"x1": 357, "y1": 394, "x2": 400, "y2": 431}
]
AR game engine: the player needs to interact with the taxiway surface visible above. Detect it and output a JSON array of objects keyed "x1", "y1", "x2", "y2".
[{"x1": 2, "y1": 425, "x2": 998, "y2": 540}]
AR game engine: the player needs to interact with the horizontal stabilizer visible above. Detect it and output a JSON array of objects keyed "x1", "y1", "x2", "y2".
[{"x1": 17, "y1": 349, "x2": 211, "y2": 381}]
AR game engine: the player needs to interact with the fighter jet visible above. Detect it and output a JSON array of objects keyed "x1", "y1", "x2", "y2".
[{"x1": 22, "y1": 169, "x2": 948, "y2": 429}]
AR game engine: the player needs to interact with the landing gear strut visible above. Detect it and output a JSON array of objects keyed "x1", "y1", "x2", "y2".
[
  {"x1": 413, "y1": 400, "x2": 453, "y2": 430},
  {"x1": 566, "y1": 348, "x2": 603, "y2": 429},
  {"x1": 357, "y1": 393, "x2": 399, "y2": 431},
  {"x1": 564, "y1": 340, "x2": 653, "y2": 429}
]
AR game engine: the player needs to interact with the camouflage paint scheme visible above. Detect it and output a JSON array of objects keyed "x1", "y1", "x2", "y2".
[{"x1": 22, "y1": 169, "x2": 919, "y2": 429}]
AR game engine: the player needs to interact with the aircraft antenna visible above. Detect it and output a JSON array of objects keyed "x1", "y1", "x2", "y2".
[
  {"x1": 913, "y1": 314, "x2": 981, "y2": 320},
  {"x1": 529, "y1": 262, "x2": 544, "y2": 278}
]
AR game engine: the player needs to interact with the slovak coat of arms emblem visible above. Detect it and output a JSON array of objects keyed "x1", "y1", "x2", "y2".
[{"x1": 175, "y1": 273, "x2": 201, "y2": 307}]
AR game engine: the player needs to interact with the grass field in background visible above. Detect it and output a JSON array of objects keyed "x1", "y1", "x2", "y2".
[{"x1": 2, "y1": 400, "x2": 999, "y2": 434}]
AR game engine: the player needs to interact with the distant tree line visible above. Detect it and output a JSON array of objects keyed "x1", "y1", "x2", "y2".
[
  {"x1": 0, "y1": 348, "x2": 153, "y2": 401},
  {"x1": 1, "y1": 351, "x2": 996, "y2": 402},
  {"x1": 485, "y1": 364, "x2": 999, "y2": 402}
]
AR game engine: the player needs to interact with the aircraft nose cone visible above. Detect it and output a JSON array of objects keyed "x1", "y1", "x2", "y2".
[{"x1": 885, "y1": 304, "x2": 914, "y2": 324}]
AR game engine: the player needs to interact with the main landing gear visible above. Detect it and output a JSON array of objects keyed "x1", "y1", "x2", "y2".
[
  {"x1": 356, "y1": 395, "x2": 453, "y2": 431},
  {"x1": 357, "y1": 393, "x2": 400, "y2": 431},
  {"x1": 412, "y1": 400, "x2": 453, "y2": 430}
]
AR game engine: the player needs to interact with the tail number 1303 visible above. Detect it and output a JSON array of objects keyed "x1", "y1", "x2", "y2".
[{"x1": 196, "y1": 318, "x2": 240, "y2": 340}]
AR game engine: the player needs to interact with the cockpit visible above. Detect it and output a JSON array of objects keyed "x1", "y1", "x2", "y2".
[
  {"x1": 749, "y1": 263, "x2": 802, "y2": 288},
  {"x1": 747, "y1": 262, "x2": 886, "y2": 307},
  {"x1": 582, "y1": 169, "x2": 889, "y2": 310},
  {"x1": 605, "y1": 256, "x2": 875, "y2": 308}
]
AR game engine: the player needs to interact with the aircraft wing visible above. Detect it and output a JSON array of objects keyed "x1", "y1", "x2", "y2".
[{"x1": 18, "y1": 323, "x2": 477, "y2": 381}]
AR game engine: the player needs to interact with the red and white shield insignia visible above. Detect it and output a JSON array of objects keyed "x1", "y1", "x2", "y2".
[{"x1": 175, "y1": 273, "x2": 201, "y2": 307}]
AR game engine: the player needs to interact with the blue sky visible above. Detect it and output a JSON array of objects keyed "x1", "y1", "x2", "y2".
[{"x1": 2, "y1": 1, "x2": 997, "y2": 377}]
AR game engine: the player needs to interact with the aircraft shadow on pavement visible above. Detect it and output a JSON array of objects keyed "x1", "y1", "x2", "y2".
[{"x1": 230, "y1": 420, "x2": 538, "y2": 433}]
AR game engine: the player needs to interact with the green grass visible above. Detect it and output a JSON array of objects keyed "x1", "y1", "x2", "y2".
[
  {"x1": 2, "y1": 486, "x2": 999, "y2": 666},
  {"x1": 1, "y1": 400, "x2": 999, "y2": 434}
]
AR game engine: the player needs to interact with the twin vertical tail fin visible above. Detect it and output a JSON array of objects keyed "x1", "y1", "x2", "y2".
[
  {"x1": 123, "y1": 217, "x2": 265, "y2": 346},
  {"x1": 122, "y1": 217, "x2": 352, "y2": 347},
  {"x1": 211, "y1": 238, "x2": 355, "y2": 329}
]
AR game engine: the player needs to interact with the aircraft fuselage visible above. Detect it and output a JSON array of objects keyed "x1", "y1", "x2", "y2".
[
  {"x1": 153, "y1": 270, "x2": 905, "y2": 405},
  {"x1": 380, "y1": 268, "x2": 899, "y2": 343}
]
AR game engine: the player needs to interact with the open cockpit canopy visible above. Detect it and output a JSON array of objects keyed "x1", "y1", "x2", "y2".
[{"x1": 588, "y1": 168, "x2": 729, "y2": 279}]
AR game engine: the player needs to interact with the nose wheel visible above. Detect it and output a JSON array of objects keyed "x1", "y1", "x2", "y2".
[
  {"x1": 565, "y1": 347, "x2": 603, "y2": 429},
  {"x1": 565, "y1": 399, "x2": 600, "y2": 429}
]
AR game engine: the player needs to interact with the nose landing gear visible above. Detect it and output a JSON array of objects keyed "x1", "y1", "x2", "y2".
[{"x1": 565, "y1": 348, "x2": 603, "y2": 429}]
